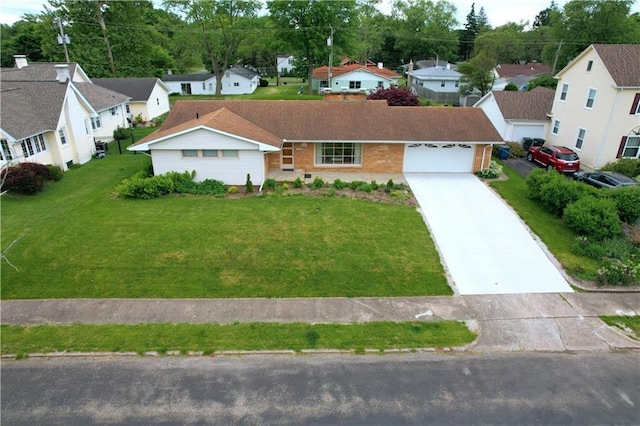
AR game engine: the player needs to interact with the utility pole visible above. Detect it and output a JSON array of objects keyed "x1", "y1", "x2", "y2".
[
  {"x1": 551, "y1": 40, "x2": 564, "y2": 75},
  {"x1": 327, "y1": 26, "x2": 334, "y2": 93},
  {"x1": 54, "y1": 17, "x2": 70, "y2": 63}
]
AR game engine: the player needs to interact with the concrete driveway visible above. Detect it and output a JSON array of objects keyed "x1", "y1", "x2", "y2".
[{"x1": 405, "y1": 173, "x2": 573, "y2": 295}]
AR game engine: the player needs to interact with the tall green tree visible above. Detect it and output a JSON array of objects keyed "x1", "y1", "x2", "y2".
[
  {"x1": 533, "y1": 1, "x2": 557, "y2": 27},
  {"x1": 0, "y1": 17, "x2": 48, "y2": 67},
  {"x1": 46, "y1": 0, "x2": 173, "y2": 77},
  {"x1": 457, "y1": 50, "x2": 495, "y2": 96},
  {"x1": 165, "y1": 0, "x2": 260, "y2": 95},
  {"x1": 542, "y1": 0, "x2": 640, "y2": 71},
  {"x1": 476, "y1": 6, "x2": 490, "y2": 32},
  {"x1": 268, "y1": 0, "x2": 358, "y2": 94},
  {"x1": 353, "y1": 0, "x2": 386, "y2": 64},
  {"x1": 474, "y1": 22, "x2": 525, "y2": 64},
  {"x1": 458, "y1": 2, "x2": 478, "y2": 61},
  {"x1": 392, "y1": 0, "x2": 459, "y2": 63}
]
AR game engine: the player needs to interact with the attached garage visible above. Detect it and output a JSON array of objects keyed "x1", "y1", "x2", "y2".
[
  {"x1": 510, "y1": 124, "x2": 545, "y2": 144},
  {"x1": 403, "y1": 143, "x2": 475, "y2": 173}
]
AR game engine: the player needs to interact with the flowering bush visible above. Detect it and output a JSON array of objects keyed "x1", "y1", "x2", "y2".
[
  {"x1": 595, "y1": 259, "x2": 639, "y2": 286},
  {"x1": 475, "y1": 160, "x2": 503, "y2": 179}
]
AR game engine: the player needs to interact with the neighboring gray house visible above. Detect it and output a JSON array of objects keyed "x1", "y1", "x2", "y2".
[
  {"x1": 162, "y1": 67, "x2": 260, "y2": 95},
  {"x1": 93, "y1": 78, "x2": 171, "y2": 123},
  {"x1": 474, "y1": 87, "x2": 555, "y2": 143},
  {"x1": 407, "y1": 63, "x2": 462, "y2": 104}
]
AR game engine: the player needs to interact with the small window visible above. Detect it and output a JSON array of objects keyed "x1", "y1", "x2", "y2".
[
  {"x1": 109, "y1": 107, "x2": 117, "y2": 116},
  {"x1": 91, "y1": 116, "x2": 102, "y2": 129},
  {"x1": 202, "y1": 82, "x2": 206, "y2": 90},
  {"x1": 1, "y1": 139, "x2": 13, "y2": 161},
  {"x1": 631, "y1": 93, "x2": 640, "y2": 114},
  {"x1": 377, "y1": 81, "x2": 384, "y2": 88},
  {"x1": 58, "y1": 128, "x2": 67, "y2": 145},
  {"x1": 126, "y1": 104, "x2": 131, "y2": 114},
  {"x1": 575, "y1": 128, "x2": 586, "y2": 150},
  {"x1": 182, "y1": 149, "x2": 198, "y2": 157},
  {"x1": 560, "y1": 83, "x2": 569, "y2": 101},
  {"x1": 440, "y1": 80, "x2": 445, "y2": 87},
  {"x1": 586, "y1": 60, "x2": 593, "y2": 72},
  {"x1": 156, "y1": 98, "x2": 160, "y2": 106},
  {"x1": 552, "y1": 120, "x2": 560, "y2": 135},
  {"x1": 585, "y1": 88, "x2": 596, "y2": 109},
  {"x1": 209, "y1": 83, "x2": 213, "y2": 91},
  {"x1": 455, "y1": 81, "x2": 459, "y2": 88},
  {"x1": 221, "y1": 150, "x2": 238, "y2": 158},
  {"x1": 349, "y1": 81, "x2": 361, "y2": 89},
  {"x1": 622, "y1": 136, "x2": 640, "y2": 158},
  {"x1": 202, "y1": 149, "x2": 218, "y2": 157},
  {"x1": 233, "y1": 82, "x2": 239, "y2": 87}
]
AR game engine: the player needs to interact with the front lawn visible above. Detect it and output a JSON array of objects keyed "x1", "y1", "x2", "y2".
[
  {"x1": 0, "y1": 321, "x2": 475, "y2": 356},
  {"x1": 489, "y1": 164, "x2": 600, "y2": 280},
  {"x1": 1, "y1": 151, "x2": 449, "y2": 299}
]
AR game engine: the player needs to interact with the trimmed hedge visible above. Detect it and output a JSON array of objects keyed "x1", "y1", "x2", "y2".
[
  {"x1": 1, "y1": 162, "x2": 55, "y2": 195},
  {"x1": 601, "y1": 159, "x2": 640, "y2": 180}
]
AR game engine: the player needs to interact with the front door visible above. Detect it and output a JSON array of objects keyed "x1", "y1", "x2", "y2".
[{"x1": 281, "y1": 142, "x2": 294, "y2": 170}]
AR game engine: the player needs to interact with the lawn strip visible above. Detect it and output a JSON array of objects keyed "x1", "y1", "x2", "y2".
[
  {"x1": 600, "y1": 316, "x2": 640, "y2": 340},
  {"x1": 489, "y1": 163, "x2": 600, "y2": 280},
  {"x1": 0, "y1": 322, "x2": 476, "y2": 356}
]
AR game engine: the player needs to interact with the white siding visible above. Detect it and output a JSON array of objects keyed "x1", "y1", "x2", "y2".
[
  {"x1": 475, "y1": 94, "x2": 507, "y2": 139},
  {"x1": 509, "y1": 124, "x2": 546, "y2": 144},
  {"x1": 329, "y1": 69, "x2": 394, "y2": 92},
  {"x1": 151, "y1": 149, "x2": 263, "y2": 185},
  {"x1": 222, "y1": 73, "x2": 259, "y2": 95},
  {"x1": 59, "y1": 86, "x2": 96, "y2": 167},
  {"x1": 151, "y1": 129, "x2": 262, "y2": 150},
  {"x1": 94, "y1": 104, "x2": 128, "y2": 140},
  {"x1": 146, "y1": 82, "x2": 171, "y2": 119}
]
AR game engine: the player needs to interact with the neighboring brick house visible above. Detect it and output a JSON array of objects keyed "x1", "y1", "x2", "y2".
[
  {"x1": 545, "y1": 44, "x2": 640, "y2": 171},
  {"x1": 1, "y1": 56, "x2": 129, "y2": 170},
  {"x1": 474, "y1": 87, "x2": 555, "y2": 143},
  {"x1": 93, "y1": 78, "x2": 171, "y2": 123},
  {"x1": 312, "y1": 61, "x2": 400, "y2": 93},
  {"x1": 128, "y1": 99, "x2": 503, "y2": 185}
]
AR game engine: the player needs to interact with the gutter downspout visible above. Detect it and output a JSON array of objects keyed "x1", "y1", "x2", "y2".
[
  {"x1": 594, "y1": 87, "x2": 621, "y2": 170},
  {"x1": 258, "y1": 151, "x2": 266, "y2": 193}
]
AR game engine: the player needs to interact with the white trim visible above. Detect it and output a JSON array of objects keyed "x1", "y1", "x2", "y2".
[{"x1": 574, "y1": 127, "x2": 586, "y2": 150}]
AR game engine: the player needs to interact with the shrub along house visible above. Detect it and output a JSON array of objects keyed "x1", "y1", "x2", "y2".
[{"x1": 128, "y1": 99, "x2": 503, "y2": 186}]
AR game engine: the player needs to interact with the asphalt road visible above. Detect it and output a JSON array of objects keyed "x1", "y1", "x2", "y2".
[{"x1": 2, "y1": 352, "x2": 639, "y2": 425}]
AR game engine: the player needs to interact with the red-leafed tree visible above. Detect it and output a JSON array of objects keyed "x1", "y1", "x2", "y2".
[{"x1": 366, "y1": 87, "x2": 419, "y2": 106}]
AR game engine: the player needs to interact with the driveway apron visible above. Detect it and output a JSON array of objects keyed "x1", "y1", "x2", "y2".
[{"x1": 405, "y1": 173, "x2": 573, "y2": 295}]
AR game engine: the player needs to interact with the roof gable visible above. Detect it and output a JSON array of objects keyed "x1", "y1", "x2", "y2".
[
  {"x1": 592, "y1": 44, "x2": 640, "y2": 87},
  {"x1": 313, "y1": 63, "x2": 400, "y2": 81},
  {"x1": 0, "y1": 80, "x2": 68, "y2": 140},
  {"x1": 135, "y1": 100, "x2": 502, "y2": 146},
  {"x1": 495, "y1": 63, "x2": 551, "y2": 79}
]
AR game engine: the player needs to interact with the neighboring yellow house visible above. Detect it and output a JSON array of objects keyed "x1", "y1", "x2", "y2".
[{"x1": 546, "y1": 44, "x2": 640, "y2": 171}]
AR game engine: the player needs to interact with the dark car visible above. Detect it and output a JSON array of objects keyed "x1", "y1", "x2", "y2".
[
  {"x1": 526, "y1": 145, "x2": 580, "y2": 173},
  {"x1": 573, "y1": 171, "x2": 640, "y2": 189}
]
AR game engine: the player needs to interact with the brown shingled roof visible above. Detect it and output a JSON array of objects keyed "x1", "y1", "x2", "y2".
[
  {"x1": 492, "y1": 87, "x2": 555, "y2": 121},
  {"x1": 593, "y1": 44, "x2": 640, "y2": 87},
  {"x1": 133, "y1": 100, "x2": 502, "y2": 149},
  {"x1": 495, "y1": 63, "x2": 551, "y2": 79}
]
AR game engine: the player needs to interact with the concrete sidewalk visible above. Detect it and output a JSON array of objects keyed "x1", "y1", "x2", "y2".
[{"x1": 2, "y1": 293, "x2": 639, "y2": 352}]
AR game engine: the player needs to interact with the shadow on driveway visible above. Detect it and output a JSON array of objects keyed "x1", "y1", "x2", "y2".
[{"x1": 504, "y1": 157, "x2": 536, "y2": 178}]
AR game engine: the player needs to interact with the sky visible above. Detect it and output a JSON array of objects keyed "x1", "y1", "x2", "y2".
[{"x1": 1, "y1": 0, "x2": 639, "y2": 28}]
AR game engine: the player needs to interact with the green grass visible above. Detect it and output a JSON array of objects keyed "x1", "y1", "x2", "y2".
[
  {"x1": 1, "y1": 147, "x2": 449, "y2": 299},
  {"x1": 489, "y1": 163, "x2": 600, "y2": 280},
  {"x1": 600, "y1": 316, "x2": 640, "y2": 340},
  {"x1": 0, "y1": 321, "x2": 475, "y2": 356}
]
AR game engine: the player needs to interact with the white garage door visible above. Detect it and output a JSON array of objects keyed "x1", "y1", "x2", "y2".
[
  {"x1": 403, "y1": 143, "x2": 475, "y2": 173},
  {"x1": 511, "y1": 124, "x2": 545, "y2": 143}
]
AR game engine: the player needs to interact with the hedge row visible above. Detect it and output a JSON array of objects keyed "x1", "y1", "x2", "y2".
[
  {"x1": 1, "y1": 162, "x2": 63, "y2": 195},
  {"x1": 116, "y1": 170, "x2": 226, "y2": 199}
]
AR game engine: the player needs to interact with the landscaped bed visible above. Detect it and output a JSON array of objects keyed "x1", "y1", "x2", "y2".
[
  {"x1": 1, "y1": 148, "x2": 449, "y2": 299},
  {"x1": 0, "y1": 321, "x2": 475, "y2": 357}
]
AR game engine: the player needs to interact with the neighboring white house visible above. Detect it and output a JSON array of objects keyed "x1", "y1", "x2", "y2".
[
  {"x1": 474, "y1": 87, "x2": 554, "y2": 143},
  {"x1": 276, "y1": 55, "x2": 294, "y2": 75},
  {"x1": 1, "y1": 67, "x2": 99, "y2": 170},
  {"x1": 546, "y1": 44, "x2": 640, "y2": 171},
  {"x1": 93, "y1": 78, "x2": 171, "y2": 123},
  {"x1": 1, "y1": 56, "x2": 130, "y2": 170},
  {"x1": 162, "y1": 67, "x2": 260, "y2": 96},
  {"x1": 312, "y1": 62, "x2": 400, "y2": 93}
]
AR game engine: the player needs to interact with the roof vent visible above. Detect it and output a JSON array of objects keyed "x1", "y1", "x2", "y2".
[
  {"x1": 14, "y1": 54, "x2": 28, "y2": 69},
  {"x1": 54, "y1": 64, "x2": 70, "y2": 83}
]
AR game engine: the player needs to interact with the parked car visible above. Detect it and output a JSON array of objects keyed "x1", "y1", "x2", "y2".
[
  {"x1": 526, "y1": 145, "x2": 580, "y2": 173},
  {"x1": 573, "y1": 171, "x2": 639, "y2": 189}
]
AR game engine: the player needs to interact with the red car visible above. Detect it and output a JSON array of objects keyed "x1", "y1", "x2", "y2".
[{"x1": 526, "y1": 145, "x2": 580, "y2": 173}]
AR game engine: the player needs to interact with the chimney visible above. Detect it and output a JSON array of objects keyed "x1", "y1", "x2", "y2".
[
  {"x1": 408, "y1": 60, "x2": 414, "y2": 73},
  {"x1": 377, "y1": 62, "x2": 383, "y2": 69},
  {"x1": 167, "y1": 69, "x2": 172, "y2": 75},
  {"x1": 54, "y1": 64, "x2": 70, "y2": 83},
  {"x1": 14, "y1": 55, "x2": 28, "y2": 69},
  {"x1": 446, "y1": 63, "x2": 451, "y2": 70}
]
